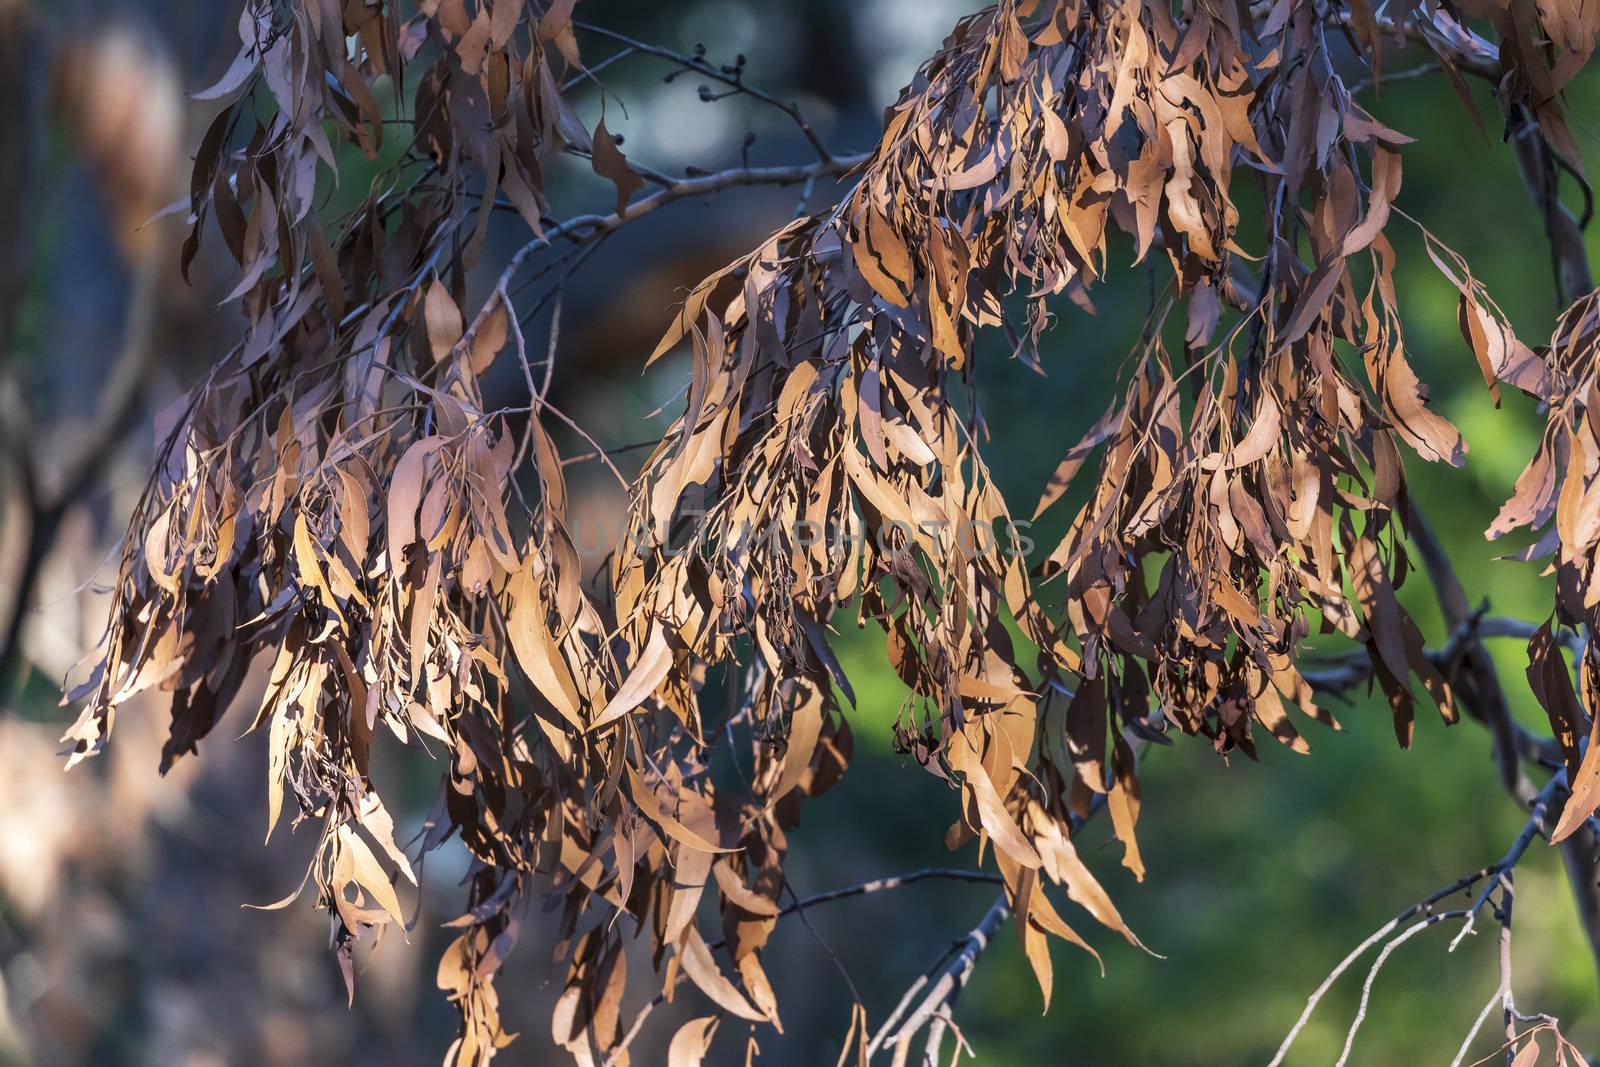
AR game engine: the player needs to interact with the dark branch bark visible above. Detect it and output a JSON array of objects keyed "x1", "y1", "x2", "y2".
[
  {"x1": 1509, "y1": 105, "x2": 1594, "y2": 307},
  {"x1": 1410, "y1": 509, "x2": 1532, "y2": 799},
  {"x1": 0, "y1": 248, "x2": 161, "y2": 696},
  {"x1": 1501, "y1": 91, "x2": 1600, "y2": 1004}
]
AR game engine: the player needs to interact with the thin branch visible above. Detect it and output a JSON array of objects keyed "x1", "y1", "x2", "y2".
[
  {"x1": 865, "y1": 893, "x2": 1010, "y2": 1060},
  {"x1": 777, "y1": 868, "x2": 1003, "y2": 918},
  {"x1": 1270, "y1": 774, "x2": 1565, "y2": 1067},
  {"x1": 1411, "y1": 508, "x2": 1529, "y2": 798},
  {"x1": 545, "y1": 154, "x2": 866, "y2": 240},
  {"x1": 1347, "y1": 61, "x2": 1443, "y2": 95},
  {"x1": 919, "y1": 1005, "x2": 961, "y2": 1067},
  {"x1": 599, "y1": 866, "x2": 1003, "y2": 1067},
  {"x1": 865, "y1": 795, "x2": 1110, "y2": 1060},
  {"x1": 0, "y1": 244, "x2": 162, "y2": 693},
  {"x1": 465, "y1": 153, "x2": 868, "y2": 348},
  {"x1": 1326, "y1": 9, "x2": 1501, "y2": 80},
  {"x1": 783, "y1": 877, "x2": 867, "y2": 1010},
  {"x1": 1268, "y1": 883, "x2": 1481, "y2": 1067},
  {"x1": 573, "y1": 21, "x2": 840, "y2": 164},
  {"x1": 1451, "y1": 983, "x2": 1508, "y2": 1067},
  {"x1": 1449, "y1": 778, "x2": 1558, "y2": 950},
  {"x1": 560, "y1": 437, "x2": 661, "y2": 467},
  {"x1": 604, "y1": 992, "x2": 661, "y2": 1067},
  {"x1": 1498, "y1": 873, "x2": 1518, "y2": 1066},
  {"x1": 1334, "y1": 908, "x2": 1473, "y2": 1067},
  {"x1": 1410, "y1": 501, "x2": 1600, "y2": 999}
]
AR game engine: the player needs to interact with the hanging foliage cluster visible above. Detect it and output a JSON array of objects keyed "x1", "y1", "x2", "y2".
[{"x1": 61, "y1": 0, "x2": 1600, "y2": 1062}]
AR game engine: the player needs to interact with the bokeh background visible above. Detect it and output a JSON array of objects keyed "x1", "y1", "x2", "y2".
[{"x1": 2, "y1": 1, "x2": 1599, "y2": 1064}]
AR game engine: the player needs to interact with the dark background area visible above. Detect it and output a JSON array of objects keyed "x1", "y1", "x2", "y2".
[{"x1": 1, "y1": 1, "x2": 1597, "y2": 1064}]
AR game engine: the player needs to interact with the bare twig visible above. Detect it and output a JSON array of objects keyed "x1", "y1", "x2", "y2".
[
  {"x1": 865, "y1": 794, "x2": 1111, "y2": 1060},
  {"x1": 919, "y1": 1004, "x2": 966, "y2": 1067},
  {"x1": 1271, "y1": 775, "x2": 1569, "y2": 1067},
  {"x1": 1451, "y1": 982, "x2": 1508, "y2": 1067},
  {"x1": 1497, "y1": 873, "x2": 1518, "y2": 1066},
  {"x1": 783, "y1": 877, "x2": 867, "y2": 1011},
  {"x1": 1334, "y1": 908, "x2": 1474, "y2": 1067},
  {"x1": 573, "y1": 21, "x2": 840, "y2": 164},
  {"x1": 463, "y1": 153, "x2": 868, "y2": 350},
  {"x1": 599, "y1": 866, "x2": 1004, "y2": 1067},
  {"x1": 865, "y1": 893, "x2": 1010, "y2": 1061},
  {"x1": 1268, "y1": 880, "x2": 1482, "y2": 1067},
  {"x1": 776, "y1": 868, "x2": 1002, "y2": 918}
]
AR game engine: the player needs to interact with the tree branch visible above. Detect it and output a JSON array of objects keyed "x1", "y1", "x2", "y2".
[
  {"x1": 599, "y1": 866, "x2": 1002, "y2": 1067},
  {"x1": 1506, "y1": 77, "x2": 1600, "y2": 1006},
  {"x1": 865, "y1": 795, "x2": 1111, "y2": 1061},
  {"x1": 1327, "y1": 9, "x2": 1501, "y2": 80},
  {"x1": 1410, "y1": 509, "x2": 1532, "y2": 799},
  {"x1": 865, "y1": 893, "x2": 1010, "y2": 1061},
  {"x1": 1480, "y1": 82, "x2": 1600, "y2": 996},
  {"x1": 1270, "y1": 774, "x2": 1567, "y2": 1067},
  {"x1": 573, "y1": 21, "x2": 840, "y2": 164},
  {"x1": 0, "y1": 245, "x2": 162, "y2": 695},
  {"x1": 465, "y1": 153, "x2": 869, "y2": 348},
  {"x1": 776, "y1": 868, "x2": 1002, "y2": 918},
  {"x1": 1509, "y1": 105, "x2": 1594, "y2": 307}
]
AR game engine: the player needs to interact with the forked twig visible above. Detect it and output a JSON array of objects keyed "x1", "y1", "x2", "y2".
[
  {"x1": 599, "y1": 866, "x2": 1005, "y2": 1067},
  {"x1": 1270, "y1": 776, "x2": 1578, "y2": 1067}
]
